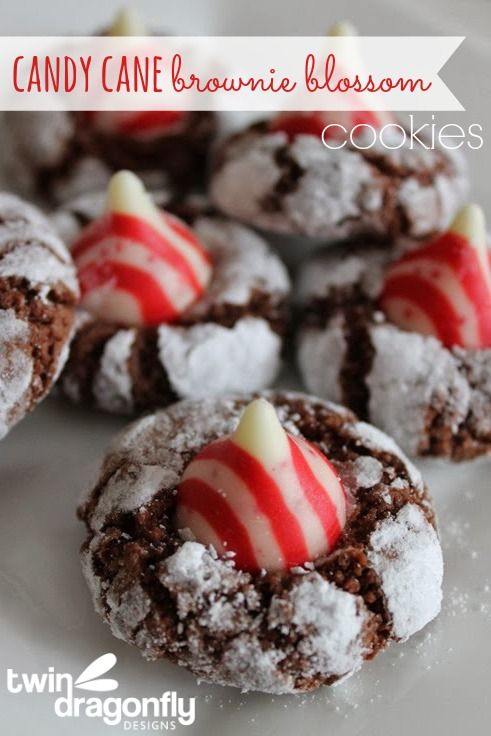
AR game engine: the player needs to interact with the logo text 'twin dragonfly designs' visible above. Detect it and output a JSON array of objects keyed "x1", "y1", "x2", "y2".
[{"x1": 6, "y1": 653, "x2": 196, "y2": 728}]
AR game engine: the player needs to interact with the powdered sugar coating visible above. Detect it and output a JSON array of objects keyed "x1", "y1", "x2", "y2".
[
  {"x1": 80, "y1": 535, "x2": 107, "y2": 617},
  {"x1": 297, "y1": 314, "x2": 345, "y2": 405},
  {"x1": 211, "y1": 126, "x2": 468, "y2": 240},
  {"x1": 188, "y1": 217, "x2": 290, "y2": 312},
  {"x1": 101, "y1": 396, "x2": 251, "y2": 477},
  {"x1": 1, "y1": 112, "x2": 75, "y2": 200},
  {"x1": 1, "y1": 113, "x2": 128, "y2": 205},
  {"x1": 59, "y1": 215, "x2": 289, "y2": 413},
  {"x1": 194, "y1": 215, "x2": 285, "y2": 309},
  {"x1": 4, "y1": 112, "x2": 74, "y2": 169},
  {"x1": 368, "y1": 503, "x2": 443, "y2": 640},
  {"x1": 397, "y1": 166, "x2": 465, "y2": 239},
  {"x1": 106, "y1": 581, "x2": 152, "y2": 641},
  {"x1": 297, "y1": 242, "x2": 491, "y2": 459},
  {"x1": 349, "y1": 421, "x2": 424, "y2": 491},
  {"x1": 0, "y1": 310, "x2": 33, "y2": 439},
  {"x1": 2, "y1": 111, "x2": 215, "y2": 205},
  {"x1": 80, "y1": 392, "x2": 443, "y2": 693},
  {"x1": 0, "y1": 192, "x2": 79, "y2": 294},
  {"x1": 89, "y1": 463, "x2": 172, "y2": 533},
  {"x1": 296, "y1": 249, "x2": 387, "y2": 303},
  {"x1": 455, "y1": 347, "x2": 491, "y2": 437},
  {"x1": 101, "y1": 391, "x2": 422, "y2": 481},
  {"x1": 0, "y1": 192, "x2": 78, "y2": 438},
  {"x1": 1, "y1": 113, "x2": 110, "y2": 205},
  {"x1": 217, "y1": 635, "x2": 290, "y2": 693},
  {"x1": 349, "y1": 456, "x2": 384, "y2": 489},
  {"x1": 268, "y1": 574, "x2": 368, "y2": 678},
  {"x1": 93, "y1": 329, "x2": 136, "y2": 414},
  {"x1": 361, "y1": 128, "x2": 468, "y2": 229},
  {"x1": 211, "y1": 131, "x2": 384, "y2": 239},
  {"x1": 281, "y1": 137, "x2": 384, "y2": 238},
  {"x1": 159, "y1": 542, "x2": 258, "y2": 628},
  {"x1": 158, "y1": 318, "x2": 281, "y2": 399},
  {"x1": 367, "y1": 326, "x2": 470, "y2": 455}
]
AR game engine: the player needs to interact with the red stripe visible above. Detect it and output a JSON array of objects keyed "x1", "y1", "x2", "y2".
[
  {"x1": 116, "y1": 110, "x2": 185, "y2": 135},
  {"x1": 71, "y1": 215, "x2": 115, "y2": 258},
  {"x1": 269, "y1": 113, "x2": 327, "y2": 140},
  {"x1": 162, "y1": 212, "x2": 212, "y2": 264},
  {"x1": 288, "y1": 436, "x2": 343, "y2": 548},
  {"x1": 390, "y1": 233, "x2": 491, "y2": 346},
  {"x1": 351, "y1": 110, "x2": 384, "y2": 130},
  {"x1": 197, "y1": 439, "x2": 309, "y2": 568},
  {"x1": 268, "y1": 111, "x2": 389, "y2": 142},
  {"x1": 78, "y1": 261, "x2": 178, "y2": 324},
  {"x1": 72, "y1": 213, "x2": 206, "y2": 295},
  {"x1": 380, "y1": 273, "x2": 463, "y2": 347},
  {"x1": 399, "y1": 232, "x2": 468, "y2": 267},
  {"x1": 178, "y1": 478, "x2": 258, "y2": 571},
  {"x1": 412, "y1": 234, "x2": 491, "y2": 345}
]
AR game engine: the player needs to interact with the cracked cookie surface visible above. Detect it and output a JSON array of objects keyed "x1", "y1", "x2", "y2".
[
  {"x1": 210, "y1": 123, "x2": 468, "y2": 242},
  {"x1": 2, "y1": 111, "x2": 217, "y2": 205},
  {"x1": 79, "y1": 391, "x2": 443, "y2": 693},
  {"x1": 0, "y1": 192, "x2": 79, "y2": 438},
  {"x1": 54, "y1": 197, "x2": 290, "y2": 414},
  {"x1": 297, "y1": 242, "x2": 491, "y2": 459}
]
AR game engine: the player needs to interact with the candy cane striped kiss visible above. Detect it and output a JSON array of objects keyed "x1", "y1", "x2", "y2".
[
  {"x1": 176, "y1": 398, "x2": 347, "y2": 572},
  {"x1": 269, "y1": 21, "x2": 396, "y2": 141},
  {"x1": 380, "y1": 203, "x2": 491, "y2": 349},
  {"x1": 89, "y1": 8, "x2": 187, "y2": 139},
  {"x1": 72, "y1": 171, "x2": 212, "y2": 326}
]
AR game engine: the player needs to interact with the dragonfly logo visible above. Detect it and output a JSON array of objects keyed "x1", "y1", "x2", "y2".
[{"x1": 6, "y1": 653, "x2": 196, "y2": 728}]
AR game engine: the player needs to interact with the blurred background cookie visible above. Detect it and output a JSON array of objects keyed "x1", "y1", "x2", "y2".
[
  {"x1": 210, "y1": 24, "x2": 468, "y2": 244},
  {"x1": 1, "y1": 9, "x2": 217, "y2": 205},
  {"x1": 296, "y1": 204, "x2": 491, "y2": 460},
  {"x1": 0, "y1": 192, "x2": 78, "y2": 439}
]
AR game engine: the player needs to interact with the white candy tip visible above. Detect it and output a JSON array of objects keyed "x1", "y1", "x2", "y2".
[
  {"x1": 328, "y1": 20, "x2": 359, "y2": 37},
  {"x1": 106, "y1": 170, "x2": 152, "y2": 215},
  {"x1": 232, "y1": 398, "x2": 288, "y2": 462},
  {"x1": 109, "y1": 7, "x2": 146, "y2": 36},
  {"x1": 450, "y1": 203, "x2": 487, "y2": 252}
]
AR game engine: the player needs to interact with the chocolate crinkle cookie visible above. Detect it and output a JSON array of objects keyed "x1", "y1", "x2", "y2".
[
  {"x1": 0, "y1": 192, "x2": 79, "y2": 439},
  {"x1": 296, "y1": 232, "x2": 491, "y2": 461},
  {"x1": 1, "y1": 110, "x2": 216, "y2": 205},
  {"x1": 53, "y1": 187, "x2": 290, "y2": 415},
  {"x1": 1, "y1": 6, "x2": 217, "y2": 204},
  {"x1": 209, "y1": 121, "x2": 468, "y2": 242},
  {"x1": 79, "y1": 392, "x2": 443, "y2": 694}
]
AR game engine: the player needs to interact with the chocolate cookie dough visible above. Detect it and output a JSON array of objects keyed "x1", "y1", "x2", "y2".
[
  {"x1": 2, "y1": 110, "x2": 216, "y2": 206},
  {"x1": 0, "y1": 192, "x2": 79, "y2": 439},
  {"x1": 210, "y1": 121, "x2": 468, "y2": 242},
  {"x1": 297, "y1": 239, "x2": 491, "y2": 460},
  {"x1": 79, "y1": 391, "x2": 443, "y2": 693},
  {"x1": 54, "y1": 189, "x2": 290, "y2": 414}
]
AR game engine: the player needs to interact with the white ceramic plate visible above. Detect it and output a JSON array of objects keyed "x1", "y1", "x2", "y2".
[{"x1": 1, "y1": 1, "x2": 490, "y2": 734}]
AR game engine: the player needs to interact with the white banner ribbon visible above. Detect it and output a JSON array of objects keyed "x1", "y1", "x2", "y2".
[{"x1": 0, "y1": 36, "x2": 465, "y2": 111}]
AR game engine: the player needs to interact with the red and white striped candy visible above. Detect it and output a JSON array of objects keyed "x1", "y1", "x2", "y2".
[
  {"x1": 72, "y1": 171, "x2": 212, "y2": 326},
  {"x1": 269, "y1": 22, "x2": 396, "y2": 141},
  {"x1": 380, "y1": 204, "x2": 491, "y2": 349},
  {"x1": 269, "y1": 109, "x2": 396, "y2": 141},
  {"x1": 88, "y1": 110, "x2": 187, "y2": 140},
  {"x1": 88, "y1": 9, "x2": 187, "y2": 140},
  {"x1": 176, "y1": 398, "x2": 347, "y2": 573}
]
